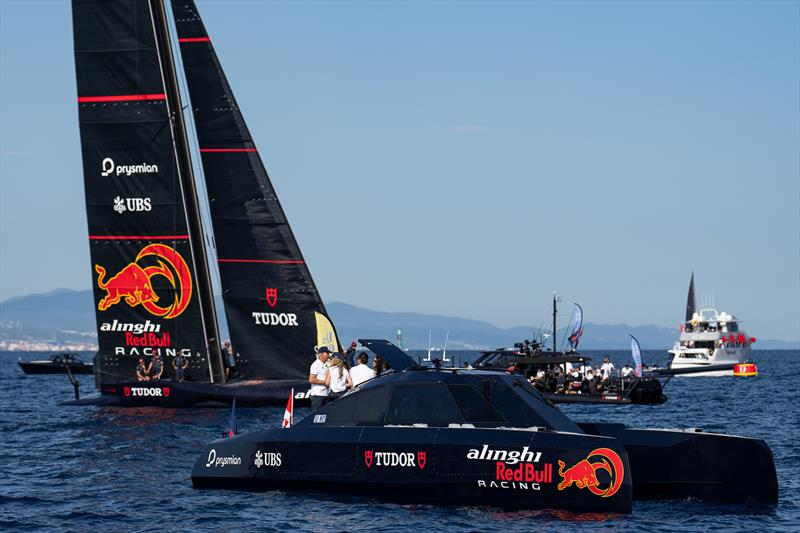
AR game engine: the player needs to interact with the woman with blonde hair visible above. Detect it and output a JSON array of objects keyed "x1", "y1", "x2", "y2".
[{"x1": 325, "y1": 355, "x2": 352, "y2": 400}]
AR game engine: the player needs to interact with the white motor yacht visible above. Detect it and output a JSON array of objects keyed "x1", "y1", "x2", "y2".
[{"x1": 667, "y1": 274, "x2": 756, "y2": 376}]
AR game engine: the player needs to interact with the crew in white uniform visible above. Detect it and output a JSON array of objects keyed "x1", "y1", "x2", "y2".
[
  {"x1": 325, "y1": 355, "x2": 352, "y2": 400},
  {"x1": 308, "y1": 346, "x2": 330, "y2": 411},
  {"x1": 350, "y1": 352, "x2": 376, "y2": 387},
  {"x1": 600, "y1": 357, "x2": 615, "y2": 383}
]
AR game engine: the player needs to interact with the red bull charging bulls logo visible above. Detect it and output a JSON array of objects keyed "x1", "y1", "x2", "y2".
[
  {"x1": 95, "y1": 244, "x2": 192, "y2": 319},
  {"x1": 557, "y1": 448, "x2": 624, "y2": 498}
]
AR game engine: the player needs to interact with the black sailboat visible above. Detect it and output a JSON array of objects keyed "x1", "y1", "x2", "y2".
[
  {"x1": 685, "y1": 271, "x2": 696, "y2": 324},
  {"x1": 68, "y1": 0, "x2": 339, "y2": 407}
]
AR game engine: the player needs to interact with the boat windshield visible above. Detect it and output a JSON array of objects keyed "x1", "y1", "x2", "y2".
[{"x1": 300, "y1": 371, "x2": 583, "y2": 433}]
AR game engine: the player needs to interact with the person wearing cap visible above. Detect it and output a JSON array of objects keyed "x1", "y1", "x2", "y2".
[
  {"x1": 308, "y1": 347, "x2": 331, "y2": 411},
  {"x1": 343, "y1": 341, "x2": 358, "y2": 367}
]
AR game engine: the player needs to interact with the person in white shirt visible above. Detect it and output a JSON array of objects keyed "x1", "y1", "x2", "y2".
[
  {"x1": 308, "y1": 346, "x2": 330, "y2": 411},
  {"x1": 621, "y1": 363, "x2": 634, "y2": 378},
  {"x1": 620, "y1": 363, "x2": 634, "y2": 390},
  {"x1": 600, "y1": 357, "x2": 615, "y2": 383},
  {"x1": 325, "y1": 355, "x2": 352, "y2": 400},
  {"x1": 350, "y1": 352, "x2": 376, "y2": 387}
]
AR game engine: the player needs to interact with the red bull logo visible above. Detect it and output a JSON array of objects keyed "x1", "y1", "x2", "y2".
[
  {"x1": 557, "y1": 448, "x2": 624, "y2": 498},
  {"x1": 95, "y1": 244, "x2": 192, "y2": 319}
]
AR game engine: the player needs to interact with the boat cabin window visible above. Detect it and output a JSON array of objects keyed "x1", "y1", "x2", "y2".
[
  {"x1": 447, "y1": 385, "x2": 506, "y2": 424},
  {"x1": 386, "y1": 385, "x2": 464, "y2": 426},
  {"x1": 323, "y1": 387, "x2": 388, "y2": 425}
]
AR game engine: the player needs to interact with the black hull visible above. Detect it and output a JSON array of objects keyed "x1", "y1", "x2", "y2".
[
  {"x1": 18, "y1": 362, "x2": 94, "y2": 375},
  {"x1": 192, "y1": 426, "x2": 633, "y2": 514},
  {"x1": 62, "y1": 379, "x2": 309, "y2": 408},
  {"x1": 545, "y1": 379, "x2": 667, "y2": 405},
  {"x1": 546, "y1": 393, "x2": 632, "y2": 405},
  {"x1": 579, "y1": 423, "x2": 778, "y2": 504}
]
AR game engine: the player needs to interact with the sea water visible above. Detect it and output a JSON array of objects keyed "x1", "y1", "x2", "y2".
[{"x1": 1, "y1": 350, "x2": 798, "y2": 531}]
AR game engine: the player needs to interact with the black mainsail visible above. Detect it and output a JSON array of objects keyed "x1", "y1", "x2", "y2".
[
  {"x1": 170, "y1": 0, "x2": 340, "y2": 380},
  {"x1": 72, "y1": 0, "x2": 224, "y2": 384},
  {"x1": 685, "y1": 272, "x2": 696, "y2": 323}
]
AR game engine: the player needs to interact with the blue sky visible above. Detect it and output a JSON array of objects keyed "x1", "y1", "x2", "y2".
[{"x1": 1, "y1": 1, "x2": 798, "y2": 340}]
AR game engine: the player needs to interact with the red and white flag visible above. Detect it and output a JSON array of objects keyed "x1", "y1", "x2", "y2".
[{"x1": 282, "y1": 388, "x2": 294, "y2": 428}]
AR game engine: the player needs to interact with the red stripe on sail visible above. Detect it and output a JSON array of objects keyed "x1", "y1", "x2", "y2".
[
  {"x1": 178, "y1": 37, "x2": 210, "y2": 43},
  {"x1": 89, "y1": 235, "x2": 189, "y2": 240},
  {"x1": 218, "y1": 258, "x2": 305, "y2": 264},
  {"x1": 199, "y1": 148, "x2": 258, "y2": 153},
  {"x1": 77, "y1": 94, "x2": 166, "y2": 103}
]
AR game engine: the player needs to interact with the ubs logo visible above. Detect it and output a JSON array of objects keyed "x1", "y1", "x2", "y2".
[
  {"x1": 254, "y1": 450, "x2": 282, "y2": 468},
  {"x1": 114, "y1": 196, "x2": 152, "y2": 213}
]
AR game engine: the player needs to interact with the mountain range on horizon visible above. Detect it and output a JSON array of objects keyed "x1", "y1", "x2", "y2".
[{"x1": 1, "y1": 288, "x2": 797, "y2": 351}]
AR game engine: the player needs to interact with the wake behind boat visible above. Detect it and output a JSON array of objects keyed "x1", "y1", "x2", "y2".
[{"x1": 67, "y1": 0, "x2": 340, "y2": 407}]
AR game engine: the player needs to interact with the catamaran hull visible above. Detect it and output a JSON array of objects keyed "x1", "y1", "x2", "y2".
[
  {"x1": 579, "y1": 423, "x2": 778, "y2": 504},
  {"x1": 192, "y1": 426, "x2": 634, "y2": 513},
  {"x1": 61, "y1": 379, "x2": 310, "y2": 407}
]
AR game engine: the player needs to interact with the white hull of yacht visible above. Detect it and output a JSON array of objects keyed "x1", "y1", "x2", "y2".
[{"x1": 668, "y1": 348, "x2": 748, "y2": 377}]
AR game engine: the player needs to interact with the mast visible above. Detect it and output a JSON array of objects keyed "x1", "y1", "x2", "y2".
[
  {"x1": 552, "y1": 293, "x2": 558, "y2": 352},
  {"x1": 169, "y1": 0, "x2": 341, "y2": 380},
  {"x1": 150, "y1": 0, "x2": 224, "y2": 383}
]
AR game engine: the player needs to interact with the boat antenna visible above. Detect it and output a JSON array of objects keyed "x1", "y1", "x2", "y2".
[
  {"x1": 552, "y1": 292, "x2": 562, "y2": 352},
  {"x1": 442, "y1": 330, "x2": 451, "y2": 364},
  {"x1": 424, "y1": 329, "x2": 433, "y2": 362}
]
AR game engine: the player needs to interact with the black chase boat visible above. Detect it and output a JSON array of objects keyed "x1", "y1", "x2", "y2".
[
  {"x1": 18, "y1": 353, "x2": 94, "y2": 375},
  {"x1": 67, "y1": 0, "x2": 340, "y2": 407},
  {"x1": 473, "y1": 300, "x2": 666, "y2": 405},
  {"x1": 191, "y1": 340, "x2": 778, "y2": 513}
]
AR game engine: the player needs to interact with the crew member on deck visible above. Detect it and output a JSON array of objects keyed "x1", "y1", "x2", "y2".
[
  {"x1": 222, "y1": 341, "x2": 237, "y2": 380},
  {"x1": 373, "y1": 355, "x2": 386, "y2": 377},
  {"x1": 621, "y1": 363, "x2": 634, "y2": 390},
  {"x1": 600, "y1": 357, "x2": 615, "y2": 384},
  {"x1": 350, "y1": 352, "x2": 376, "y2": 387},
  {"x1": 308, "y1": 347, "x2": 330, "y2": 411},
  {"x1": 136, "y1": 358, "x2": 149, "y2": 381},
  {"x1": 325, "y1": 355, "x2": 352, "y2": 400},
  {"x1": 343, "y1": 341, "x2": 358, "y2": 367},
  {"x1": 173, "y1": 353, "x2": 189, "y2": 382},
  {"x1": 149, "y1": 353, "x2": 164, "y2": 380}
]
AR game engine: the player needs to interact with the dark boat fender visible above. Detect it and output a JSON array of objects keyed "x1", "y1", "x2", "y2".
[{"x1": 579, "y1": 422, "x2": 778, "y2": 504}]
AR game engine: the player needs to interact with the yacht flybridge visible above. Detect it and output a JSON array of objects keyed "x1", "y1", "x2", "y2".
[{"x1": 668, "y1": 274, "x2": 755, "y2": 376}]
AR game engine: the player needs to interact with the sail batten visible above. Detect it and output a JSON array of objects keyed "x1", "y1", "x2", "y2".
[{"x1": 170, "y1": 0, "x2": 339, "y2": 379}]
